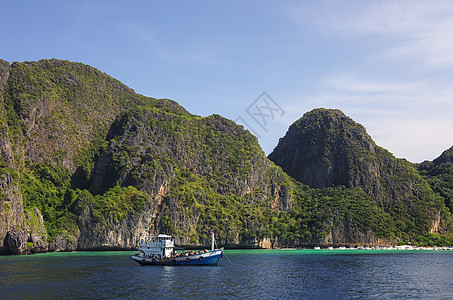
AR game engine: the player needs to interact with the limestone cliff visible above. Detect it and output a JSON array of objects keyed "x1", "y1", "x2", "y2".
[
  {"x1": 418, "y1": 146, "x2": 453, "y2": 215},
  {"x1": 78, "y1": 109, "x2": 294, "y2": 248},
  {"x1": 0, "y1": 60, "x2": 48, "y2": 254},
  {"x1": 0, "y1": 59, "x2": 140, "y2": 253},
  {"x1": 1, "y1": 59, "x2": 451, "y2": 253},
  {"x1": 269, "y1": 108, "x2": 448, "y2": 242},
  {"x1": 0, "y1": 60, "x2": 26, "y2": 254},
  {"x1": 0, "y1": 59, "x2": 294, "y2": 251}
]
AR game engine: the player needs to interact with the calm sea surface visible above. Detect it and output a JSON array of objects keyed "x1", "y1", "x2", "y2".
[{"x1": 1, "y1": 249, "x2": 452, "y2": 299}]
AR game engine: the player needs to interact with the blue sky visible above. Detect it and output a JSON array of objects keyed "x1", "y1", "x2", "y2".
[{"x1": 2, "y1": 0, "x2": 452, "y2": 162}]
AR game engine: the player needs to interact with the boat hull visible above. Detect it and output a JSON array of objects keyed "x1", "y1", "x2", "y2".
[{"x1": 131, "y1": 248, "x2": 223, "y2": 266}]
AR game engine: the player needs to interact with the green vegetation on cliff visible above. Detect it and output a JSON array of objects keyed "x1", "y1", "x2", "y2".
[
  {"x1": 20, "y1": 162, "x2": 76, "y2": 239},
  {"x1": 91, "y1": 103, "x2": 293, "y2": 245},
  {"x1": 269, "y1": 108, "x2": 451, "y2": 244},
  {"x1": 76, "y1": 185, "x2": 150, "y2": 224},
  {"x1": 1, "y1": 59, "x2": 452, "y2": 253},
  {"x1": 2, "y1": 59, "x2": 149, "y2": 244},
  {"x1": 418, "y1": 147, "x2": 453, "y2": 212}
]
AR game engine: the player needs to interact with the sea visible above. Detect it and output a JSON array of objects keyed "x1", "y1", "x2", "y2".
[{"x1": 1, "y1": 249, "x2": 452, "y2": 299}]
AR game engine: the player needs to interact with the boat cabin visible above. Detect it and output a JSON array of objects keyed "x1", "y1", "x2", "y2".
[{"x1": 138, "y1": 234, "x2": 175, "y2": 259}]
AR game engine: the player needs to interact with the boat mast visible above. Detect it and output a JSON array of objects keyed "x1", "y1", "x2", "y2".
[{"x1": 211, "y1": 229, "x2": 214, "y2": 251}]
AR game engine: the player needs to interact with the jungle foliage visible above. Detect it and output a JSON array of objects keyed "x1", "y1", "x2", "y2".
[{"x1": 2, "y1": 59, "x2": 452, "y2": 246}]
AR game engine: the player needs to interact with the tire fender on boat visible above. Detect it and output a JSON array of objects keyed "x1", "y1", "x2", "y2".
[
  {"x1": 199, "y1": 256, "x2": 204, "y2": 261},
  {"x1": 142, "y1": 259, "x2": 145, "y2": 263},
  {"x1": 152, "y1": 258, "x2": 156, "y2": 263},
  {"x1": 173, "y1": 259, "x2": 177, "y2": 265},
  {"x1": 186, "y1": 257, "x2": 191, "y2": 262}
]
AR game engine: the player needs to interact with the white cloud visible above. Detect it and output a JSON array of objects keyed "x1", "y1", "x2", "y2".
[
  {"x1": 284, "y1": 0, "x2": 453, "y2": 67},
  {"x1": 323, "y1": 73, "x2": 426, "y2": 94}
]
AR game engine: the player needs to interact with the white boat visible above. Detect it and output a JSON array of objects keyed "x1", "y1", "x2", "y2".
[{"x1": 130, "y1": 232, "x2": 223, "y2": 266}]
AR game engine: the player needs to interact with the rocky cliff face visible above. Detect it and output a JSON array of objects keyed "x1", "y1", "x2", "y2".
[
  {"x1": 0, "y1": 59, "x2": 49, "y2": 254},
  {"x1": 0, "y1": 59, "x2": 140, "y2": 253},
  {"x1": 79, "y1": 108, "x2": 293, "y2": 248},
  {"x1": 75, "y1": 197, "x2": 156, "y2": 250},
  {"x1": 5, "y1": 59, "x2": 140, "y2": 173},
  {"x1": 1, "y1": 58, "x2": 295, "y2": 251},
  {"x1": 269, "y1": 109, "x2": 391, "y2": 191},
  {"x1": 0, "y1": 59, "x2": 26, "y2": 254},
  {"x1": 418, "y1": 146, "x2": 453, "y2": 213},
  {"x1": 1, "y1": 59, "x2": 451, "y2": 253},
  {"x1": 269, "y1": 108, "x2": 448, "y2": 241}
]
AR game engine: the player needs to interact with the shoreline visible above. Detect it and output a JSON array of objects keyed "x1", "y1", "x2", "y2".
[{"x1": 3, "y1": 245, "x2": 453, "y2": 257}]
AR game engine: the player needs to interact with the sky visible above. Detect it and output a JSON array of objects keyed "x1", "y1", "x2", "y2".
[{"x1": 2, "y1": 0, "x2": 452, "y2": 162}]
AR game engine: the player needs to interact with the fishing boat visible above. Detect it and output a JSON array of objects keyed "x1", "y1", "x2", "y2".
[{"x1": 130, "y1": 230, "x2": 223, "y2": 266}]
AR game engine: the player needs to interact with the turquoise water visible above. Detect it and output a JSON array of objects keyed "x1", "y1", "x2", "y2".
[{"x1": 1, "y1": 249, "x2": 453, "y2": 299}]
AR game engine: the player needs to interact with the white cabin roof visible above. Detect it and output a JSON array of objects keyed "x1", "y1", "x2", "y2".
[{"x1": 157, "y1": 234, "x2": 173, "y2": 239}]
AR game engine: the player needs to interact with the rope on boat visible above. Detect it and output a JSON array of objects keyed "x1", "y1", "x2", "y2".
[
  {"x1": 215, "y1": 237, "x2": 232, "y2": 264},
  {"x1": 224, "y1": 252, "x2": 232, "y2": 265}
]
